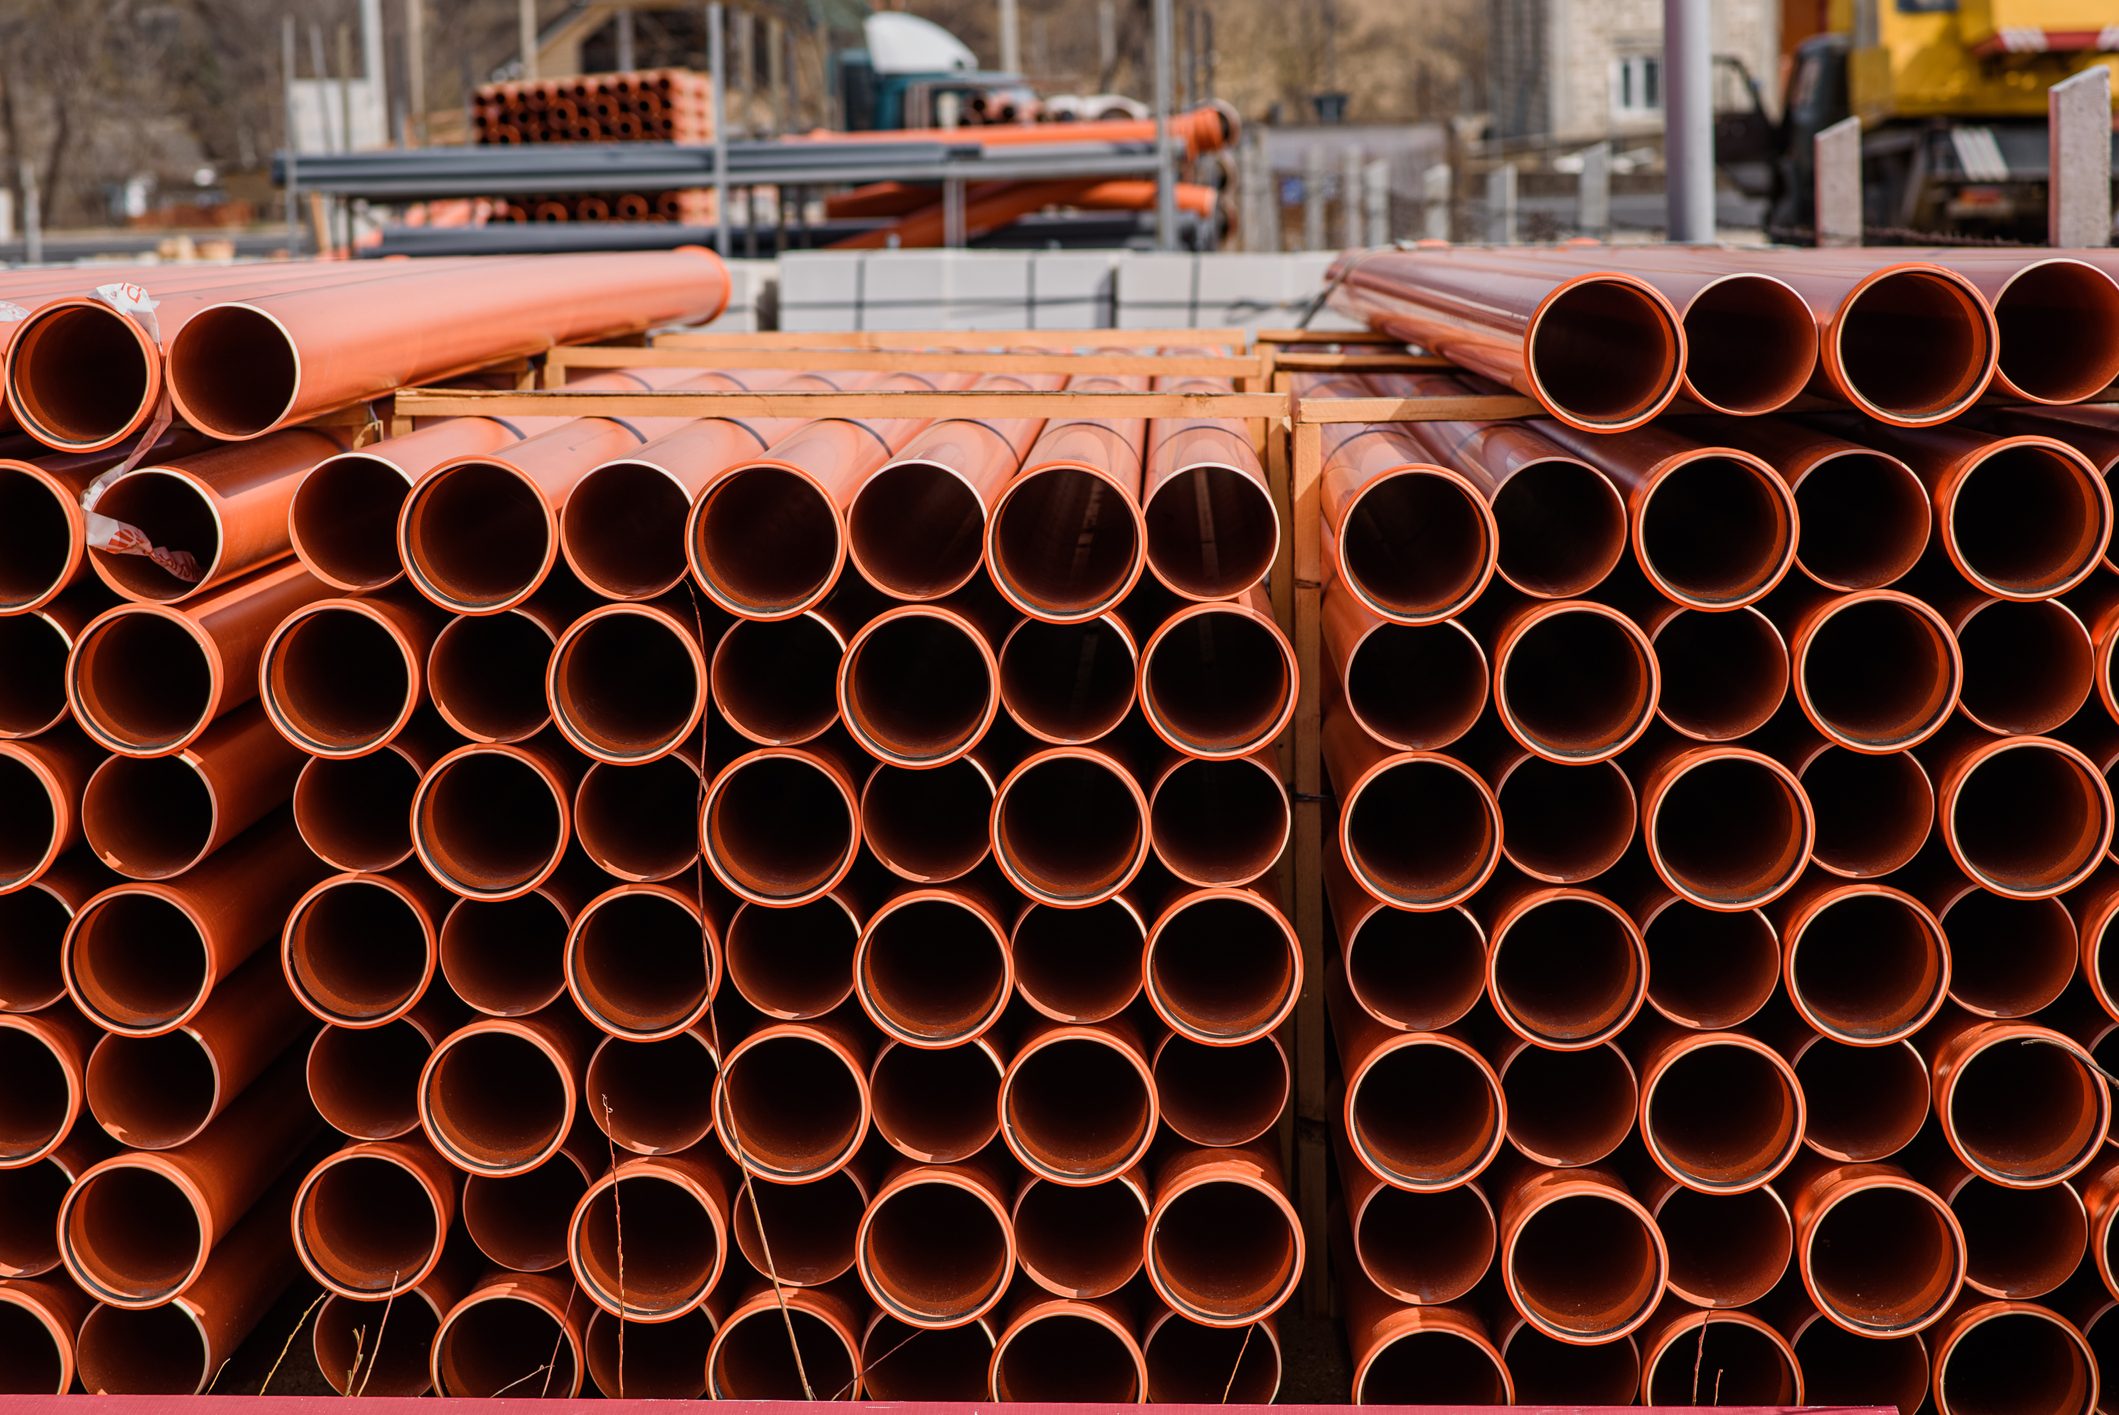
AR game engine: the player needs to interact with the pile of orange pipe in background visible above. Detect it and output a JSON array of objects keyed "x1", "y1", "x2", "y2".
[
  {"x1": 473, "y1": 70, "x2": 715, "y2": 225},
  {"x1": 1321, "y1": 245, "x2": 2119, "y2": 1414},
  {"x1": 0, "y1": 253, "x2": 1304, "y2": 1398}
]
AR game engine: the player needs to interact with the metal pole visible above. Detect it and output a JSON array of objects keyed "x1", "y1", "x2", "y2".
[
  {"x1": 709, "y1": 1, "x2": 732, "y2": 259},
  {"x1": 998, "y1": 0, "x2": 1021, "y2": 75},
  {"x1": 615, "y1": 10, "x2": 637, "y2": 71},
  {"x1": 1364, "y1": 157, "x2": 1390, "y2": 245},
  {"x1": 1814, "y1": 115, "x2": 1862, "y2": 247},
  {"x1": 1578, "y1": 140, "x2": 1611, "y2": 238},
  {"x1": 519, "y1": 0, "x2": 539, "y2": 81},
  {"x1": 734, "y1": 8, "x2": 755, "y2": 136},
  {"x1": 1662, "y1": 0, "x2": 1714, "y2": 241},
  {"x1": 359, "y1": 0, "x2": 386, "y2": 128},
  {"x1": 1303, "y1": 145, "x2": 1327, "y2": 249},
  {"x1": 1341, "y1": 145, "x2": 1363, "y2": 248},
  {"x1": 404, "y1": 0, "x2": 427, "y2": 146},
  {"x1": 1152, "y1": 0, "x2": 1178, "y2": 249},
  {"x1": 1488, "y1": 162, "x2": 1517, "y2": 243},
  {"x1": 768, "y1": 19, "x2": 788, "y2": 135},
  {"x1": 282, "y1": 16, "x2": 302, "y2": 244},
  {"x1": 19, "y1": 161, "x2": 40, "y2": 266},
  {"x1": 2050, "y1": 66, "x2": 2113, "y2": 247}
]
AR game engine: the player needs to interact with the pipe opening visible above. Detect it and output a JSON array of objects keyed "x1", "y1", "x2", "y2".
[
  {"x1": 0, "y1": 1296, "x2": 66, "y2": 1393},
  {"x1": 693, "y1": 466, "x2": 839, "y2": 615},
  {"x1": 1012, "y1": 900, "x2": 1144, "y2": 1023},
  {"x1": 1790, "y1": 891, "x2": 1946, "y2": 1042},
  {"x1": 582, "y1": 1305, "x2": 712, "y2": 1399},
  {"x1": 1643, "y1": 1318, "x2": 1797, "y2": 1404},
  {"x1": 1643, "y1": 1040, "x2": 1802, "y2": 1190},
  {"x1": 83, "y1": 755, "x2": 214, "y2": 880},
  {"x1": 719, "y1": 1032, "x2": 863, "y2": 1179},
  {"x1": 1658, "y1": 1185, "x2": 1791, "y2": 1307},
  {"x1": 1339, "y1": 471, "x2": 1491, "y2": 621},
  {"x1": 1834, "y1": 269, "x2": 1991, "y2": 421},
  {"x1": 63, "y1": 1166, "x2": 200, "y2": 1302},
  {"x1": 70, "y1": 613, "x2": 212, "y2": 754},
  {"x1": 730, "y1": 1168, "x2": 864, "y2": 1285},
  {"x1": 1498, "y1": 756, "x2": 1634, "y2": 884},
  {"x1": 1151, "y1": 756, "x2": 1291, "y2": 885},
  {"x1": 308, "y1": 1018, "x2": 432, "y2": 1140},
  {"x1": 1807, "y1": 1181, "x2": 1961, "y2": 1333},
  {"x1": 998, "y1": 615, "x2": 1135, "y2": 743},
  {"x1": 1148, "y1": 894, "x2": 1297, "y2": 1042},
  {"x1": 1993, "y1": 261, "x2": 2119, "y2": 403},
  {"x1": 67, "y1": 893, "x2": 207, "y2": 1031},
  {"x1": 564, "y1": 463, "x2": 688, "y2": 598},
  {"x1": 1641, "y1": 899, "x2": 1775, "y2": 1028},
  {"x1": 0, "y1": 1155, "x2": 68, "y2": 1276},
  {"x1": 574, "y1": 1172, "x2": 722, "y2": 1316},
  {"x1": 1498, "y1": 607, "x2": 1655, "y2": 760},
  {"x1": 860, "y1": 896, "x2": 1008, "y2": 1044},
  {"x1": 994, "y1": 755, "x2": 1143, "y2": 904},
  {"x1": 705, "y1": 755, "x2": 856, "y2": 902},
  {"x1": 1639, "y1": 455, "x2": 1792, "y2": 606},
  {"x1": 1491, "y1": 457, "x2": 1625, "y2": 597},
  {"x1": 1343, "y1": 757, "x2": 1498, "y2": 907},
  {"x1": 710, "y1": 1304, "x2": 856, "y2": 1400},
  {"x1": 89, "y1": 473, "x2": 219, "y2": 600},
  {"x1": 316, "y1": 1292, "x2": 443, "y2": 1396},
  {"x1": 1794, "y1": 450, "x2": 1931, "y2": 590},
  {"x1": 1650, "y1": 754, "x2": 1809, "y2": 908},
  {"x1": 289, "y1": 879, "x2": 429, "y2": 1022},
  {"x1": 1360, "y1": 1327, "x2": 1509, "y2": 1404},
  {"x1": 292, "y1": 455, "x2": 412, "y2": 591},
  {"x1": 1501, "y1": 1041, "x2": 1636, "y2": 1167},
  {"x1": 1801, "y1": 597, "x2": 1960, "y2": 749},
  {"x1": 1942, "y1": 891, "x2": 2075, "y2": 1019},
  {"x1": 1508, "y1": 1191, "x2": 1662, "y2": 1341},
  {"x1": 850, "y1": 461, "x2": 984, "y2": 599},
  {"x1": 423, "y1": 1029, "x2": 570, "y2": 1172},
  {"x1": 1958, "y1": 599, "x2": 2092, "y2": 734},
  {"x1": 1527, "y1": 277, "x2": 1682, "y2": 428},
  {"x1": 992, "y1": 1309, "x2": 1142, "y2": 1402},
  {"x1": 1949, "y1": 744, "x2": 2107, "y2": 896},
  {"x1": 1946, "y1": 1036, "x2": 2105, "y2": 1185},
  {"x1": 863, "y1": 760, "x2": 992, "y2": 884},
  {"x1": 298, "y1": 1154, "x2": 443, "y2": 1294},
  {"x1": 1951, "y1": 444, "x2": 2107, "y2": 597},
  {"x1": 0, "y1": 885, "x2": 69, "y2": 1013},
  {"x1": 1345, "y1": 620, "x2": 1486, "y2": 751},
  {"x1": 266, "y1": 608, "x2": 413, "y2": 753},
  {"x1": 991, "y1": 468, "x2": 1139, "y2": 618},
  {"x1": 871, "y1": 1040, "x2": 1000, "y2": 1163},
  {"x1": 1792, "y1": 1319, "x2": 1929, "y2": 1412},
  {"x1": 864, "y1": 1179, "x2": 1010, "y2": 1322},
  {"x1": 402, "y1": 464, "x2": 548, "y2": 610},
  {"x1": 1343, "y1": 902, "x2": 1485, "y2": 1031},
  {"x1": 575, "y1": 757, "x2": 700, "y2": 882},
  {"x1": 0, "y1": 1027, "x2": 68, "y2": 1161},
  {"x1": 726, "y1": 897, "x2": 856, "y2": 1019},
  {"x1": 1143, "y1": 610, "x2": 1292, "y2": 755},
  {"x1": 1796, "y1": 1037, "x2": 1930, "y2": 1163},
  {"x1": 552, "y1": 612, "x2": 700, "y2": 761},
  {"x1": 8, "y1": 306, "x2": 155, "y2": 451},
  {"x1": 1149, "y1": 1177, "x2": 1298, "y2": 1323},
  {"x1": 569, "y1": 890, "x2": 709, "y2": 1038},
  {"x1": 436, "y1": 1292, "x2": 580, "y2": 1398},
  {"x1": 1015, "y1": 1177, "x2": 1146, "y2": 1298},
  {"x1": 461, "y1": 1155, "x2": 587, "y2": 1272},
  {"x1": 0, "y1": 616, "x2": 68, "y2": 736},
  {"x1": 1145, "y1": 465, "x2": 1278, "y2": 600},
  {"x1": 74, "y1": 1304, "x2": 207, "y2": 1396},
  {"x1": 0, "y1": 754, "x2": 58, "y2": 888},
  {"x1": 712, "y1": 614, "x2": 842, "y2": 745},
  {"x1": 843, "y1": 613, "x2": 992, "y2": 764},
  {"x1": 1654, "y1": 607, "x2": 1788, "y2": 739},
  {"x1": 415, "y1": 751, "x2": 564, "y2": 897},
  {"x1": 1155, "y1": 1034, "x2": 1287, "y2": 1148},
  {"x1": 1937, "y1": 1307, "x2": 2094, "y2": 1415},
  {"x1": 164, "y1": 305, "x2": 298, "y2": 439},
  {"x1": 428, "y1": 610, "x2": 553, "y2": 743},
  {"x1": 1348, "y1": 1040, "x2": 1499, "y2": 1187},
  {"x1": 1004, "y1": 1034, "x2": 1152, "y2": 1181},
  {"x1": 441, "y1": 893, "x2": 568, "y2": 1016},
  {"x1": 85, "y1": 1030, "x2": 216, "y2": 1150},
  {"x1": 1146, "y1": 1316, "x2": 1279, "y2": 1404},
  {"x1": 1682, "y1": 275, "x2": 1817, "y2": 414},
  {"x1": 1501, "y1": 1322, "x2": 1640, "y2": 1404},
  {"x1": 1491, "y1": 896, "x2": 1643, "y2": 1046},
  {"x1": 1803, "y1": 745, "x2": 1933, "y2": 878},
  {"x1": 1951, "y1": 1175, "x2": 2086, "y2": 1299},
  {"x1": 586, "y1": 1033, "x2": 718, "y2": 1155},
  {"x1": 1354, "y1": 1182, "x2": 1494, "y2": 1304},
  {"x1": 0, "y1": 471, "x2": 74, "y2": 611}
]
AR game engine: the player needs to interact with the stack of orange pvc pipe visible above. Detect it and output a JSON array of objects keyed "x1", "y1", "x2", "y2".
[
  {"x1": 1323, "y1": 244, "x2": 2119, "y2": 1415},
  {"x1": 0, "y1": 289, "x2": 1302, "y2": 1398},
  {"x1": 472, "y1": 70, "x2": 716, "y2": 228}
]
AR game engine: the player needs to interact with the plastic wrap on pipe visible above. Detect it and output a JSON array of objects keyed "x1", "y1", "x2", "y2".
[{"x1": 0, "y1": 436, "x2": 202, "y2": 612}]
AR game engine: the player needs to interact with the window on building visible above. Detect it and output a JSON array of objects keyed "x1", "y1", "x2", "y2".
[{"x1": 1611, "y1": 54, "x2": 1662, "y2": 119}]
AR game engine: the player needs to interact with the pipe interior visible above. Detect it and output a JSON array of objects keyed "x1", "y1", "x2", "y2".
[
  {"x1": 720, "y1": 1033, "x2": 863, "y2": 1178},
  {"x1": 1154, "y1": 1034, "x2": 1287, "y2": 1148},
  {"x1": 1943, "y1": 891, "x2": 2076, "y2": 1019},
  {"x1": 166, "y1": 305, "x2": 299, "y2": 438},
  {"x1": 1642, "y1": 1320, "x2": 1797, "y2": 1405},
  {"x1": 1354, "y1": 1182, "x2": 1494, "y2": 1304},
  {"x1": 9, "y1": 307, "x2": 155, "y2": 450},
  {"x1": 572, "y1": 891, "x2": 708, "y2": 1036},
  {"x1": 437, "y1": 1294, "x2": 578, "y2": 1398},
  {"x1": 564, "y1": 463, "x2": 689, "y2": 597},
  {"x1": 308, "y1": 1018, "x2": 430, "y2": 1140},
  {"x1": 712, "y1": 614, "x2": 842, "y2": 745},
  {"x1": 1361, "y1": 1328, "x2": 1508, "y2": 1404},
  {"x1": 440, "y1": 893, "x2": 568, "y2": 1016},
  {"x1": 1835, "y1": 270, "x2": 1990, "y2": 420},
  {"x1": 1502, "y1": 1042, "x2": 1636, "y2": 1167},
  {"x1": 861, "y1": 897, "x2": 1007, "y2": 1043},
  {"x1": 992, "y1": 1311, "x2": 1141, "y2": 1403},
  {"x1": 575, "y1": 756, "x2": 700, "y2": 882},
  {"x1": 1345, "y1": 758, "x2": 1496, "y2": 907},
  {"x1": 1145, "y1": 465, "x2": 1278, "y2": 600},
  {"x1": 1509, "y1": 1192, "x2": 1661, "y2": 1340},
  {"x1": 1011, "y1": 900, "x2": 1144, "y2": 1023},
  {"x1": 845, "y1": 614, "x2": 991, "y2": 763},
  {"x1": 695, "y1": 467, "x2": 840, "y2": 615},
  {"x1": 863, "y1": 759, "x2": 992, "y2": 883},
  {"x1": 711, "y1": 1307, "x2": 855, "y2": 1400},
  {"x1": 74, "y1": 1304, "x2": 208, "y2": 1396},
  {"x1": 0, "y1": 886, "x2": 68, "y2": 1014},
  {"x1": 0, "y1": 1027, "x2": 68, "y2": 1160},
  {"x1": 585, "y1": 1032, "x2": 718, "y2": 1155},
  {"x1": 0, "y1": 1159, "x2": 69, "y2": 1277},
  {"x1": 1645, "y1": 1042, "x2": 1800, "y2": 1189},
  {"x1": 0, "y1": 471, "x2": 73, "y2": 610},
  {"x1": 1803, "y1": 745, "x2": 1933, "y2": 878},
  {"x1": 582, "y1": 1304, "x2": 713, "y2": 1399},
  {"x1": 1005, "y1": 1036, "x2": 1151, "y2": 1180},
  {"x1": 999, "y1": 615, "x2": 1135, "y2": 743},
  {"x1": 1937, "y1": 1309, "x2": 2093, "y2": 1415},
  {"x1": 1344, "y1": 902, "x2": 1485, "y2": 1032},
  {"x1": 1346, "y1": 620, "x2": 1486, "y2": 751},
  {"x1": 1956, "y1": 599, "x2": 2092, "y2": 734},
  {"x1": 1794, "y1": 1038, "x2": 1930, "y2": 1163},
  {"x1": 314, "y1": 1292, "x2": 443, "y2": 1396},
  {"x1": 1993, "y1": 261, "x2": 2119, "y2": 403},
  {"x1": 1500, "y1": 609, "x2": 1654, "y2": 759},
  {"x1": 0, "y1": 1298, "x2": 65, "y2": 1394},
  {"x1": 1527, "y1": 278, "x2": 1680, "y2": 427},
  {"x1": 429, "y1": 610, "x2": 553, "y2": 742},
  {"x1": 1951, "y1": 444, "x2": 2106, "y2": 597},
  {"x1": 84, "y1": 1029, "x2": 215, "y2": 1150},
  {"x1": 730, "y1": 1168, "x2": 864, "y2": 1285},
  {"x1": 461, "y1": 1157, "x2": 587, "y2": 1272},
  {"x1": 1150, "y1": 1179, "x2": 1297, "y2": 1321},
  {"x1": 871, "y1": 1040, "x2": 1000, "y2": 1162},
  {"x1": 1807, "y1": 1183, "x2": 1961, "y2": 1333},
  {"x1": 1951, "y1": 745, "x2": 2106, "y2": 895},
  {"x1": 1640, "y1": 459, "x2": 1791, "y2": 608},
  {"x1": 1498, "y1": 756, "x2": 1634, "y2": 884},
  {"x1": 1340, "y1": 472, "x2": 1490, "y2": 621},
  {"x1": 1015, "y1": 1177, "x2": 1146, "y2": 1298},
  {"x1": 68, "y1": 894, "x2": 208, "y2": 1031},
  {"x1": 0, "y1": 755, "x2": 57, "y2": 886},
  {"x1": 295, "y1": 750, "x2": 419, "y2": 872},
  {"x1": 996, "y1": 756, "x2": 1142, "y2": 903},
  {"x1": 725, "y1": 897, "x2": 857, "y2": 1019},
  {"x1": 1803, "y1": 599, "x2": 1957, "y2": 748},
  {"x1": 1501, "y1": 1322, "x2": 1641, "y2": 1404},
  {"x1": 1794, "y1": 450, "x2": 1930, "y2": 590},
  {"x1": 705, "y1": 756, "x2": 855, "y2": 900},
  {"x1": 866, "y1": 1181, "x2": 1009, "y2": 1320},
  {"x1": 851, "y1": 461, "x2": 984, "y2": 598},
  {"x1": 554, "y1": 613, "x2": 700, "y2": 758},
  {"x1": 1491, "y1": 896, "x2": 1642, "y2": 1044},
  {"x1": 417, "y1": 752, "x2": 563, "y2": 895},
  {"x1": 1656, "y1": 1185, "x2": 1791, "y2": 1306},
  {"x1": 293, "y1": 456, "x2": 411, "y2": 590},
  {"x1": 300, "y1": 1155, "x2": 441, "y2": 1293},
  {"x1": 425, "y1": 1030, "x2": 569, "y2": 1171},
  {"x1": 1643, "y1": 901, "x2": 1779, "y2": 1030},
  {"x1": 65, "y1": 1166, "x2": 201, "y2": 1302},
  {"x1": 1149, "y1": 896, "x2": 1295, "y2": 1041},
  {"x1": 1147, "y1": 751, "x2": 1292, "y2": 882},
  {"x1": 1652, "y1": 756, "x2": 1808, "y2": 907},
  {"x1": 290, "y1": 879, "x2": 429, "y2": 1021},
  {"x1": 268, "y1": 609, "x2": 412, "y2": 751},
  {"x1": 404, "y1": 463, "x2": 549, "y2": 610},
  {"x1": 1144, "y1": 610, "x2": 1290, "y2": 753},
  {"x1": 575, "y1": 1173, "x2": 720, "y2": 1313},
  {"x1": 1950, "y1": 1174, "x2": 2087, "y2": 1299},
  {"x1": 1145, "y1": 1316, "x2": 1279, "y2": 1404},
  {"x1": 1792, "y1": 1319, "x2": 1929, "y2": 1413},
  {"x1": 0, "y1": 616, "x2": 67, "y2": 735},
  {"x1": 1490, "y1": 457, "x2": 1624, "y2": 597},
  {"x1": 992, "y1": 468, "x2": 1138, "y2": 617},
  {"x1": 1682, "y1": 275, "x2": 1817, "y2": 413},
  {"x1": 89, "y1": 473, "x2": 220, "y2": 600},
  {"x1": 83, "y1": 755, "x2": 212, "y2": 880},
  {"x1": 1948, "y1": 1038, "x2": 2103, "y2": 1185},
  {"x1": 1348, "y1": 1042, "x2": 1497, "y2": 1186},
  {"x1": 71, "y1": 614, "x2": 212, "y2": 753},
  {"x1": 1790, "y1": 892, "x2": 1944, "y2": 1041},
  {"x1": 1654, "y1": 607, "x2": 1787, "y2": 739}
]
